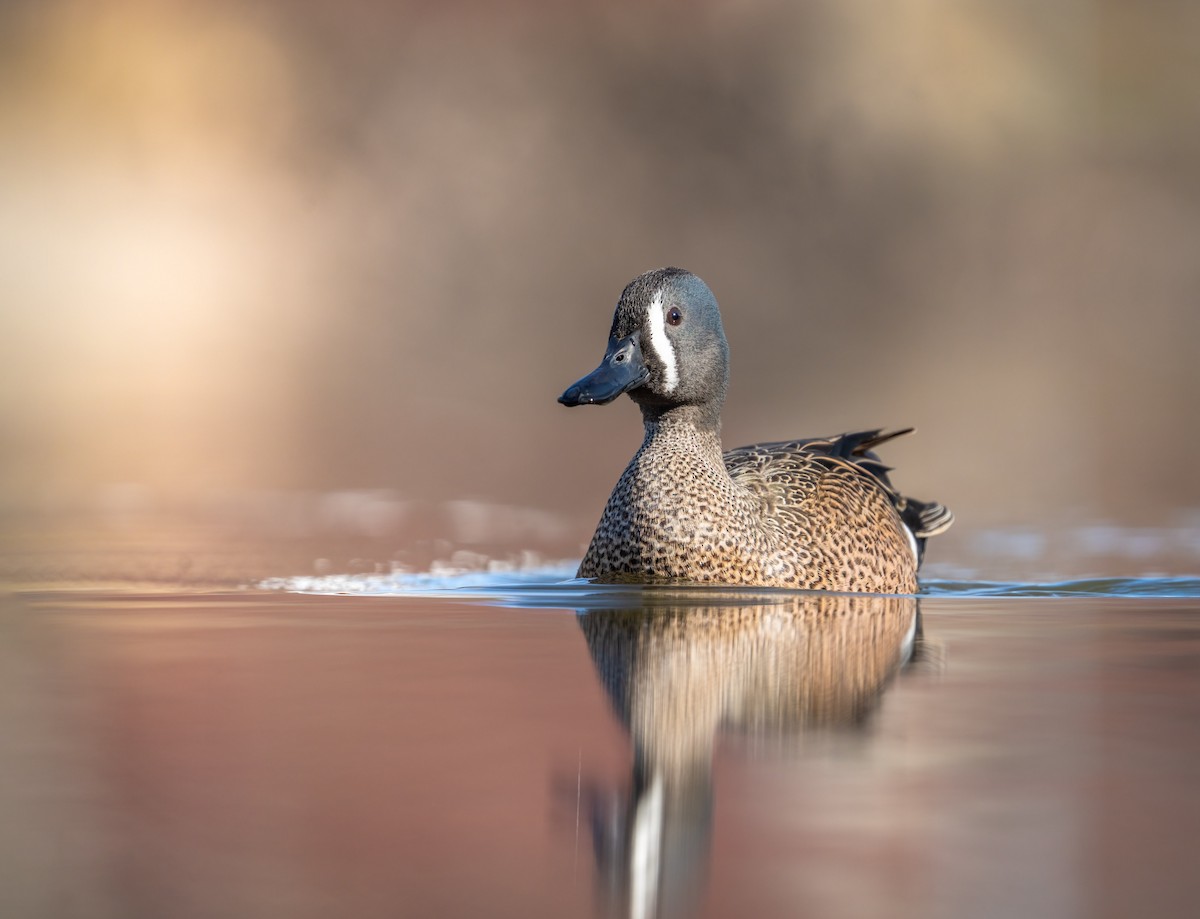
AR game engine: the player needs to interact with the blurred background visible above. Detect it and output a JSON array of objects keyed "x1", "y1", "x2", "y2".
[{"x1": 2, "y1": 0, "x2": 1199, "y2": 582}]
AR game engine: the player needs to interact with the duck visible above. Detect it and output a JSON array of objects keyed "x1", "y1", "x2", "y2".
[{"x1": 558, "y1": 267, "x2": 952, "y2": 593}]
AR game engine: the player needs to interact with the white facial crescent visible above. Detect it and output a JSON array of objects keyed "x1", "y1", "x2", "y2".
[{"x1": 645, "y1": 289, "x2": 679, "y2": 394}]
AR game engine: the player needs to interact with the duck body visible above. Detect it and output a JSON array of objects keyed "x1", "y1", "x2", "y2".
[{"x1": 559, "y1": 268, "x2": 952, "y2": 593}]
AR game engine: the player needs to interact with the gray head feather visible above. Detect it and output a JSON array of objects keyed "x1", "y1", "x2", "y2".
[{"x1": 613, "y1": 268, "x2": 730, "y2": 422}]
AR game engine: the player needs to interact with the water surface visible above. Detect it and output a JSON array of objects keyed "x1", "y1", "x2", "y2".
[{"x1": 3, "y1": 576, "x2": 1199, "y2": 919}]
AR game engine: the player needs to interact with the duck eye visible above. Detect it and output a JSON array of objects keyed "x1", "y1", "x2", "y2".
[{"x1": 667, "y1": 307, "x2": 682, "y2": 326}]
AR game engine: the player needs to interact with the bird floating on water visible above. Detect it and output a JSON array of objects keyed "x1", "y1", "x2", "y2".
[{"x1": 558, "y1": 267, "x2": 952, "y2": 593}]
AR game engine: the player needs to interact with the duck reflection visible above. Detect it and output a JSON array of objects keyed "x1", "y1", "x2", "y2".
[{"x1": 576, "y1": 591, "x2": 925, "y2": 919}]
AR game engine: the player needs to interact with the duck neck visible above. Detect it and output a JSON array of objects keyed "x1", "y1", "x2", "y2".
[{"x1": 640, "y1": 403, "x2": 723, "y2": 447}]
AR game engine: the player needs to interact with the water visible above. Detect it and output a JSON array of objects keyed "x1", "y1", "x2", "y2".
[
  {"x1": 3, "y1": 570, "x2": 1199, "y2": 918},
  {"x1": 263, "y1": 567, "x2": 1200, "y2": 600}
]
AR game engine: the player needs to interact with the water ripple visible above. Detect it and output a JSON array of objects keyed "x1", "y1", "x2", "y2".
[
  {"x1": 921, "y1": 576, "x2": 1200, "y2": 599},
  {"x1": 260, "y1": 568, "x2": 1200, "y2": 602}
]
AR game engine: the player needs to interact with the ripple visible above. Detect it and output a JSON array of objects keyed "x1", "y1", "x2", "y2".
[
  {"x1": 260, "y1": 567, "x2": 1200, "y2": 602},
  {"x1": 921, "y1": 576, "x2": 1200, "y2": 599}
]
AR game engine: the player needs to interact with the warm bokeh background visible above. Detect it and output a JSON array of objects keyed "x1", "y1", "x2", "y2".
[{"x1": 3, "y1": 0, "x2": 1198, "y2": 580}]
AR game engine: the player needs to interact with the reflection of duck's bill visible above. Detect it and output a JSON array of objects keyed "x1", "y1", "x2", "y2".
[{"x1": 559, "y1": 333, "x2": 649, "y2": 406}]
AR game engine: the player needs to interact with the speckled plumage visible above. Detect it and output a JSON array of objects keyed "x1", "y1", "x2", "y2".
[{"x1": 560, "y1": 268, "x2": 952, "y2": 593}]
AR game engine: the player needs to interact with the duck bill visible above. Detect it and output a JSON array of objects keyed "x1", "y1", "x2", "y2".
[{"x1": 558, "y1": 333, "x2": 650, "y2": 406}]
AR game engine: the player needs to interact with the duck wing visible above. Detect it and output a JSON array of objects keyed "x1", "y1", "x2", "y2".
[{"x1": 724, "y1": 428, "x2": 953, "y2": 566}]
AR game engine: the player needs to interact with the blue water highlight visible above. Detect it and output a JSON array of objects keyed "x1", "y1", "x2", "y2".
[
  {"x1": 260, "y1": 567, "x2": 1200, "y2": 602},
  {"x1": 921, "y1": 576, "x2": 1200, "y2": 598}
]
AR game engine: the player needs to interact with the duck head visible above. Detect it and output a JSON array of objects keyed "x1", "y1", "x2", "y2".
[{"x1": 559, "y1": 268, "x2": 730, "y2": 421}]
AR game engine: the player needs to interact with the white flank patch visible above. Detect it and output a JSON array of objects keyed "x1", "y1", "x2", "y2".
[
  {"x1": 904, "y1": 524, "x2": 920, "y2": 567},
  {"x1": 645, "y1": 289, "x2": 679, "y2": 393}
]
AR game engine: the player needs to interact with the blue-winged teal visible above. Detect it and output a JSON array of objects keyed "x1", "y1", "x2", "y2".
[{"x1": 558, "y1": 267, "x2": 952, "y2": 593}]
